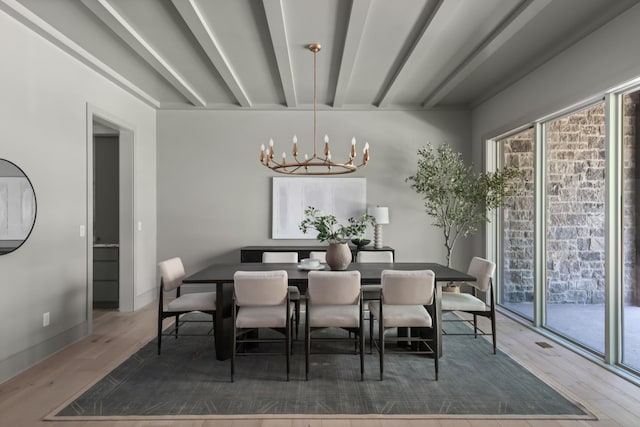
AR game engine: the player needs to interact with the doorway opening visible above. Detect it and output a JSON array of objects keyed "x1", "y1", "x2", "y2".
[{"x1": 87, "y1": 107, "x2": 135, "y2": 323}]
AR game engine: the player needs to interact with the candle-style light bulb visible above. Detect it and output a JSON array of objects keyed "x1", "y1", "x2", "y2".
[
  {"x1": 282, "y1": 152, "x2": 286, "y2": 165},
  {"x1": 363, "y1": 142, "x2": 370, "y2": 164},
  {"x1": 292, "y1": 135, "x2": 298, "y2": 157},
  {"x1": 350, "y1": 137, "x2": 356, "y2": 159},
  {"x1": 267, "y1": 138, "x2": 275, "y2": 160},
  {"x1": 323, "y1": 134, "x2": 330, "y2": 157},
  {"x1": 260, "y1": 144, "x2": 266, "y2": 163}
]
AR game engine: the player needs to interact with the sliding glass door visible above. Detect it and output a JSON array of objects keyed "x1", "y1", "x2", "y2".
[
  {"x1": 492, "y1": 81, "x2": 640, "y2": 378},
  {"x1": 622, "y1": 89, "x2": 640, "y2": 371},
  {"x1": 498, "y1": 128, "x2": 535, "y2": 320},
  {"x1": 543, "y1": 102, "x2": 606, "y2": 354}
]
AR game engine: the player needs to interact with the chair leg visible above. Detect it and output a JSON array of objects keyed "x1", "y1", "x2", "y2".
[
  {"x1": 305, "y1": 310, "x2": 310, "y2": 381},
  {"x1": 369, "y1": 314, "x2": 373, "y2": 354},
  {"x1": 231, "y1": 312, "x2": 236, "y2": 382},
  {"x1": 379, "y1": 324, "x2": 384, "y2": 381},
  {"x1": 174, "y1": 314, "x2": 179, "y2": 339},
  {"x1": 294, "y1": 299, "x2": 300, "y2": 340},
  {"x1": 290, "y1": 317, "x2": 295, "y2": 354},
  {"x1": 434, "y1": 337, "x2": 439, "y2": 381},
  {"x1": 359, "y1": 325, "x2": 364, "y2": 381},
  {"x1": 473, "y1": 314, "x2": 478, "y2": 338},
  {"x1": 491, "y1": 313, "x2": 497, "y2": 354},
  {"x1": 157, "y1": 314, "x2": 163, "y2": 355},
  {"x1": 286, "y1": 318, "x2": 291, "y2": 381}
]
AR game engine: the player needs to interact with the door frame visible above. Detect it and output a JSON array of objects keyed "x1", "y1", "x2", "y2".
[{"x1": 86, "y1": 104, "x2": 135, "y2": 330}]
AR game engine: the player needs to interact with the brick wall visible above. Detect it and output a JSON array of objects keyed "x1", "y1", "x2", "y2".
[{"x1": 501, "y1": 94, "x2": 638, "y2": 306}]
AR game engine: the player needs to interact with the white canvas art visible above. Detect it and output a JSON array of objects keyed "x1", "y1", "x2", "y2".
[{"x1": 272, "y1": 177, "x2": 366, "y2": 239}]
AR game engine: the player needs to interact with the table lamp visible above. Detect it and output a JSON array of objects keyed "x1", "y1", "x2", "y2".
[{"x1": 367, "y1": 206, "x2": 389, "y2": 249}]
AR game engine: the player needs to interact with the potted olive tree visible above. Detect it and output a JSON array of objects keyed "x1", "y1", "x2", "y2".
[{"x1": 406, "y1": 142, "x2": 522, "y2": 269}]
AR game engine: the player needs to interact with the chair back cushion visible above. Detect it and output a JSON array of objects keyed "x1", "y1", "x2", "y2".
[
  {"x1": 356, "y1": 251, "x2": 394, "y2": 263},
  {"x1": 309, "y1": 251, "x2": 326, "y2": 263},
  {"x1": 262, "y1": 252, "x2": 299, "y2": 263},
  {"x1": 234, "y1": 270, "x2": 288, "y2": 306},
  {"x1": 158, "y1": 257, "x2": 185, "y2": 292},
  {"x1": 308, "y1": 270, "x2": 361, "y2": 305},
  {"x1": 467, "y1": 257, "x2": 496, "y2": 292},
  {"x1": 381, "y1": 269, "x2": 435, "y2": 305}
]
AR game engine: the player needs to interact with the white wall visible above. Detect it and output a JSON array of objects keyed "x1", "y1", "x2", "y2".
[
  {"x1": 0, "y1": 10, "x2": 157, "y2": 382},
  {"x1": 157, "y1": 109, "x2": 471, "y2": 274}
]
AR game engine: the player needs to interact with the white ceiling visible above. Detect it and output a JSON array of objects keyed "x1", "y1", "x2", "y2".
[{"x1": 3, "y1": 0, "x2": 639, "y2": 111}]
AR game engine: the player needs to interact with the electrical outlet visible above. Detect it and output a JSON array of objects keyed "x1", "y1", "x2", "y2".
[{"x1": 43, "y1": 312, "x2": 50, "y2": 327}]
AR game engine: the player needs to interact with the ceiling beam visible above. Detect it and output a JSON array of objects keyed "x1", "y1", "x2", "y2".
[
  {"x1": 377, "y1": 0, "x2": 450, "y2": 108},
  {"x1": 262, "y1": 0, "x2": 296, "y2": 107},
  {"x1": 171, "y1": 0, "x2": 251, "y2": 108},
  {"x1": 80, "y1": 0, "x2": 206, "y2": 107},
  {"x1": 333, "y1": 0, "x2": 371, "y2": 108},
  {"x1": 422, "y1": 0, "x2": 552, "y2": 108},
  {"x1": 0, "y1": 0, "x2": 160, "y2": 108}
]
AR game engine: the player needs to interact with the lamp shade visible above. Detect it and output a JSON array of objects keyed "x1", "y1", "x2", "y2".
[{"x1": 368, "y1": 206, "x2": 389, "y2": 225}]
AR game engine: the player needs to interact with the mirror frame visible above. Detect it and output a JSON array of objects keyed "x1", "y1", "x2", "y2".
[{"x1": 0, "y1": 158, "x2": 37, "y2": 255}]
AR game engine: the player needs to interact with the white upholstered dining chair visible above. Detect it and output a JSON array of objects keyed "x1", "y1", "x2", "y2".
[
  {"x1": 232, "y1": 270, "x2": 293, "y2": 381},
  {"x1": 262, "y1": 252, "x2": 301, "y2": 339},
  {"x1": 356, "y1": 250, "x2": 394, "y2": 301},
  {"x1": 305, "y1": 270, "x2": 364, "y2": 381},
  {"x1": 157, "y1": 257, "x2": 216, "y2": 355},
  {"x1": 441, "y1": 256, "x2": 497, "y2": 354},
  {"x1": 368, "y1": 269, "x2": 438, "y2": 380},
  {"x1": 309, "y1": 251, "x2": 326, "y2": 263}
]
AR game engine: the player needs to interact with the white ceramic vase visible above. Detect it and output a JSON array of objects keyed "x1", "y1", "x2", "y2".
[{"x1": 325, "y1": 242, "x2": 352, "y2": 270}]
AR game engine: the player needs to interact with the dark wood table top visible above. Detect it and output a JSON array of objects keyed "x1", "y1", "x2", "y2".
[{"x1": 183, "y1": 262, "x2": 475, "y2": 285}]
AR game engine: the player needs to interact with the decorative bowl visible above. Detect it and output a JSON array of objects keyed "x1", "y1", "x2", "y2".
[{"x1": 351, "y1": 238, "x2": 371, "y2": 248}]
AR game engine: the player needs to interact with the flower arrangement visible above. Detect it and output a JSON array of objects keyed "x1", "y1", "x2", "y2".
[{"x1": 299, "y1": 206, "x2": 376, "y2": 244}]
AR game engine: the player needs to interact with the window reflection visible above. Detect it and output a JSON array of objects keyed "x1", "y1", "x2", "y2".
[{"x1": 0, "y1": 159, "x2": 36, "y2": 255}]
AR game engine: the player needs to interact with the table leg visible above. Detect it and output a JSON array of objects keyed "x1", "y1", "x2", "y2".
[
  {"x1": 215, "y1": 282, "x2": 234, "y2": 361},
  {"x1": 434, "y1": 283, "x2": 442, "y2": 357}
]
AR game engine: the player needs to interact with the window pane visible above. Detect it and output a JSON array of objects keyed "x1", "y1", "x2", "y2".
[
  {"x1": 622, "y1": 89, "x2": 640, "y2": 371},
  {"x1": 544, "y1": 102, "x2": 606, "y2": 354},
  {"x1": 499, "y1": 129, "x2": 535, "y2": 319}
]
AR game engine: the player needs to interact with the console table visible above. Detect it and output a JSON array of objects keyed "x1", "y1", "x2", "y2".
[{"x1": 240, "y1": 245, "x2": 395, "y2": 263}]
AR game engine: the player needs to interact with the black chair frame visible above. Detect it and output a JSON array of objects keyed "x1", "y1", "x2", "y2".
[
  {"x1": 442, "y1": 279, "x2": 496, "y2": 354},
  {"x1": 231, "y1": 293, "x2": 293, "y2": 382},
  {"x1": 305, "y1": 293, "x2": 365, "y2": 381},
  {"x1": 369, "y1": 291, "x2": 439, "y2": 381},
  {"x1": 157, "y1": 279, "x2": 215, "y2": 355}
]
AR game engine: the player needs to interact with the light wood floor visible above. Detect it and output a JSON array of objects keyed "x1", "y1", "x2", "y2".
[{"x1": 1, "y1": 303, "x2": 639, "y2": 427}]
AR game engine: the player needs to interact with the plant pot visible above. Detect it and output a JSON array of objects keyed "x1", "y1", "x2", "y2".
[{"x1": 325, "y1": 242, "x2": 352, "y2": 270}]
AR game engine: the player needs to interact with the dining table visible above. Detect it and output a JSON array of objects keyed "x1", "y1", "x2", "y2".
[{"x1": 182, "y1": 261, "x2": 475, "y2": 360}]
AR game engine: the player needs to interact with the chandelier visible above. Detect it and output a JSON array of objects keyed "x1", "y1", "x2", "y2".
[{"x1": 259, "y1": 43, "x2": 370, "y2": 175}]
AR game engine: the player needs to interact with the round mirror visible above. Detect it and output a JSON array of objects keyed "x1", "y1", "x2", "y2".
[{"x1": 0, "y1": 159, "x2": 37, "y2": 255}]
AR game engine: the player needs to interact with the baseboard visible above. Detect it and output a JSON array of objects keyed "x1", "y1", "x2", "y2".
[
  {"x1": 0, "y1": 320, "x2": 89, "y2": 384},
  {"x1": 133, "y1": 287, "x2": 157, "y2": 311}
]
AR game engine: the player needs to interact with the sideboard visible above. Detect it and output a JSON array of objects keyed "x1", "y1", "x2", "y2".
[{"x1": 240, "y1": 245, "x2": 395, "y2": 263}]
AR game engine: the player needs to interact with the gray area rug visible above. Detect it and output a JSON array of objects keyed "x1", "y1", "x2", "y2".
[{"x1": 52, "y1": 315, "x2": 592, "y2": 419}]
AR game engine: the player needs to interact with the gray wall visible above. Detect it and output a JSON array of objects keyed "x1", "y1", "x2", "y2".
[
  {"x1": 157, "y1": 109, "x2": 472, "y2": 274},
  {"x1": 472, "y1": 2, "x2": 640, "y2": 151},
  {"x1": 0, "y1": 10, "x2": 157, "y2": 383}
]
